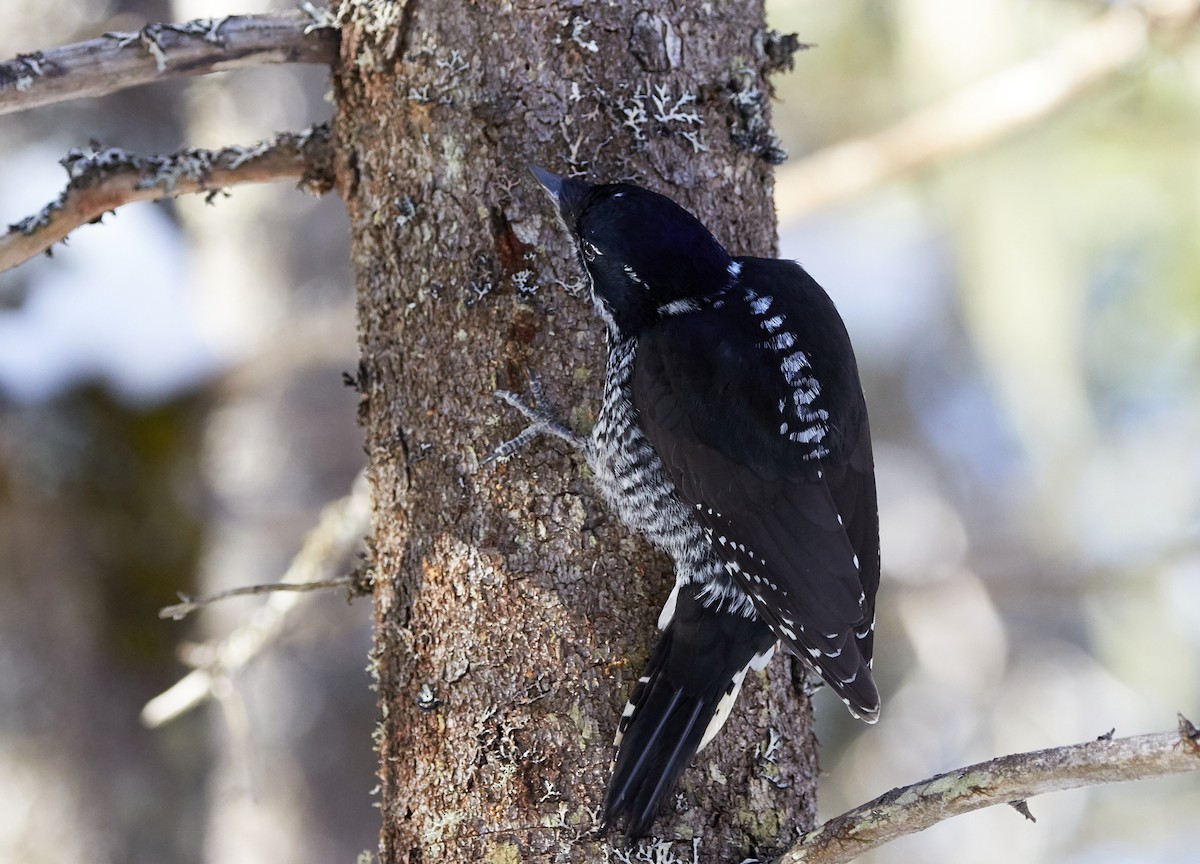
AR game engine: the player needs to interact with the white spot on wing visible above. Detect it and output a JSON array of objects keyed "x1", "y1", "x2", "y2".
[
  {"x1": 780, "y1": 351, "x2": 810, "y2": 376},
  {"x1": 658, "y1": 298, "x2": 699, "y2": 316},
  {"x1": 767, "y1": 331, "x2": 796, "y2": 352},
  {"x1": 793, "y1": 386, "x2": 818, "y2": 406},
  {"x1": 749, "y1": 294, "x2": 772, "y2": 315},
  {"x1": 788, "y1": 424, "x2": 825, "y2": 444}
]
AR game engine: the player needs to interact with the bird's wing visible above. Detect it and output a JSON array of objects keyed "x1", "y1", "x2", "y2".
[{"x1": 632, "y1": 258, "x2": 880, "y2": 718}]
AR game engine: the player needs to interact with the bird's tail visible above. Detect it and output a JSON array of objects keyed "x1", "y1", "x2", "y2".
[{"x1": 602, "y1": 584, "x2": 777, "y2": 837}]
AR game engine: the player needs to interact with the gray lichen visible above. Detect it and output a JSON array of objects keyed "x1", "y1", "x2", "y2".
[
  {"x1": 619, "y1": 80, "x2": 706, "y2": 152},
  {"x1": 0, "y1": 51, "x2": 49, "y2": 92},
  {"x1": 103, "y1": 18, "x2": 229, "y2": 71},
  {"x1": 563, "y1": 14, "x2": 600, "y2": 54},
  {"x1": 300, "y1": 1, "x2": 339, "y2": 34},
  {"x1": 725, "y1": 68, "x2": 787, "y2": 165}
]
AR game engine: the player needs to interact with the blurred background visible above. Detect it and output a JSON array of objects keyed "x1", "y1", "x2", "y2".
[{"x1": 1, "y1": 1, "x2": 1197, "y2": 863}]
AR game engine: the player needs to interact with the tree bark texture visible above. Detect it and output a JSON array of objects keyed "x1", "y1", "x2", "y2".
[{"x1": 333, "y1": 2, "x2": 813, "y2": 861}]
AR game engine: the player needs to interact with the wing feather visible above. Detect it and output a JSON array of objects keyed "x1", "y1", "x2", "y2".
[{"x1": 633, "y1": 257, "x2": 881, "y2": 718}]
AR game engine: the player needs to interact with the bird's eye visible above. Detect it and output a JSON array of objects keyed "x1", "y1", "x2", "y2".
[{"x1": 582, "y1": 240, "x2": 600, "y2": 262}]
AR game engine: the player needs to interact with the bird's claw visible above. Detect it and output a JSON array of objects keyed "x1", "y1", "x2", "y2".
[{"x1": 482, "y1": 379, "x2": 585, "y2": 466}]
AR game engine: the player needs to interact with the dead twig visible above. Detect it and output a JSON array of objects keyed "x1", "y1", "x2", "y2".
[
  {"x1": 0, "y1": 122, "x2": 336, "y2": 273},
  {"x1": 0, "y1": 10, "x2": 339, "y2": 117},
  {"x1": 140, "y1": 470, "x2": 372, "y2": 729},
  {"x1": 160, "y1": 574, "x2": 366, "y2": 621},
  {"x1": 777, "y1": 716, "x2": 1200, "y2": 864}
]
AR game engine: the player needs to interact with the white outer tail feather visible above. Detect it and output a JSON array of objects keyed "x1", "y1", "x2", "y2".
[{"x1": 697, "y1": 643, "x2": 777, "y2": 752}]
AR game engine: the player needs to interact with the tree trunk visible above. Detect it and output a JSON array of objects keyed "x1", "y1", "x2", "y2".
[{"x1": 332, "y1": 2, "x2": 814, "y2": 860}]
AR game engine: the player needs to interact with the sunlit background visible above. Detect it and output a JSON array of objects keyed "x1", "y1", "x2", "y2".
[{"x1": 1, "y1": 1, "x2": 1197, "y2": 863}]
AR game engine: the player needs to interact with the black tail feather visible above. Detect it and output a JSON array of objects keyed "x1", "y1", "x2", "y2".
[
  {"x1": 628, "y1": 698, "x2": 706, "y2": 834},
  {"x1": 606, "y1": 685, "x2": 684, "y2": 820},
  {"x1": 604, "y1": 671, "x2": 706, "y2": 836},
  {"x1": 602, "y1": 586, "x2": 776, "y2": 837}
]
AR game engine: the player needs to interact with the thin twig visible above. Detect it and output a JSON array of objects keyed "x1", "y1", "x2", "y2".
[
  {"x1": 160, "y1": 575, "x2": 363, "y2": 621},
  {"x1": 775, "y1": 0, "x2": 1200, "y2": 220},
  {"x1": 140, "y1": 470, "x2": 372, "y2": 729},
  {"x1": 776, "y1": 716, "x2": 1200, "y2": 864},
  {"x1": 0, "y1": 122, "x2": 336, "y2": 273},
  {"x1": 0, "y1": 10, "x2": 339, "y2": 117}
]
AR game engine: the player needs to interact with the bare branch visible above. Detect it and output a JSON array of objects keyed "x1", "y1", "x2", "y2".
[
  {"x1": 777, "y1": 716, "x2": 1200, "y2": 864},
  {"x1": 0, "y1": 10, "x2": 339, "y2": 117},
  {"x1": 0, "y1": 122, "x2": 336, "y2": 274},
  {"x1": 159, "y1": 574, "x2": 366, "y2": 622},
  {"x1": 140, "y1": 471, "x2": 372, "y2": 729},
  {"x1": 776, "y1": 0, "x2": 1200, "y2": 220}
]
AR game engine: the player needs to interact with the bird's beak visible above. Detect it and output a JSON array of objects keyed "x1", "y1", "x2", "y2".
[
  {"x1": 529, "y1": 164, "x2": 564, "y2": 199},
  {"x1": 528, "y1": 164, "x2": 589, "y2": 224}
]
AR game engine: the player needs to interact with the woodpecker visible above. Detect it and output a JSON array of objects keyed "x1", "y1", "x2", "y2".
[{"x1": 498, "y1": 167, "x2": 880, "y2": 837}]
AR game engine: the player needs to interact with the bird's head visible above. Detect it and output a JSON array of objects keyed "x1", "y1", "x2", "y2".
[{"x1": 530, "y1": 166, "x2": 731, "y2": 336}]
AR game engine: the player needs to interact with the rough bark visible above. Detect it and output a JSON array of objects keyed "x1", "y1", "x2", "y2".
[{"x1": 332, "y1": 2, "x2": 812, "y2": 861}]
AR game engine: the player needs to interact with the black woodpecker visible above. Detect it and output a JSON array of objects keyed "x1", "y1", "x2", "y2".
[{"x1": 497, "y1": 167, "x2": 881, "y2": 837}]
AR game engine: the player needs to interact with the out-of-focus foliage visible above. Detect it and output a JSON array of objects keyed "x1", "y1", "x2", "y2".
[{"x1": 771, "y1": 2, "x2": 1200, "y2": 862}]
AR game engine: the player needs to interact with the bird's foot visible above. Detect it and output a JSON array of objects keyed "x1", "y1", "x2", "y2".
[{"x1": 483, "y1": 375, "x2": 586, "y2": 465}]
